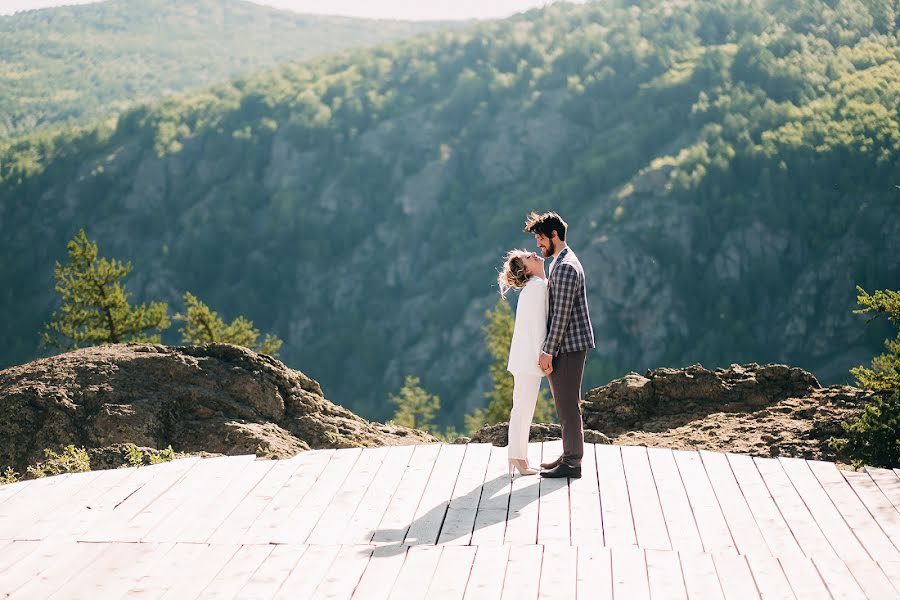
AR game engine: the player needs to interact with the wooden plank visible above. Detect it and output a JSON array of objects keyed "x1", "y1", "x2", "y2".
[
  {"x1": 726, "y1": 454, "x2": 804, "y2": 560},
  {"x1": 272, "y1": 543, "x2": 341, "y2": 600},
  {"x1": 425, "y1": 545, "x2": 477, "y2": 600},
  {"x1": 699, "y1": 451, "x2": 770, "y2": 557},
  {"x1": 645, "y1": 549, "x2": 687, "y2": 600},
  {"x1": 752, "y1": 457, "x2": 837, "y2": 560},
  {"x1": 81, "y1": 457, "x2": 203, "y2": 542},
  {"x1": 7, "y1": 541, "x2": 107, "y2": 599},
  {"x1": 537, "y1": 440, "x2": 571, "y2": 545},
  {"x1": 880, "y1": 560, "x2": 900, "y2": 594},
  {"x1": 673, "y1": 451, "x2": 736, "y2": 554},
  {"x1": 595, "y1": 445, "x2": 638, "y2": 548},
  {"x1": 500, "y1": 544, "x2": 543, "y2": 600},
  {"x1": 537, "y1": 544, "x2": 577, "y2": 600},
  {"x1": 867, "y1": 467, "x2": 900, "y2": 512},
  {"x1": 744, "y1": 554, "x2": 794, "y2": 600},
  {"x1": 569, "y1": 443, "x2": 604, "y2": 547},
  {"x1": 0, "y1": 539, "x2": 80, "y2": 594},
  {"x1": 405, "y1": 444, "x2": 468, "y2": 546},
  {"x1": 194, "y1": 544, "x2": 274, "y2": 600},
  {"x1": 24, "y1": 466, "x2": 139, "y2": 541},
  {"x1": 779, "y1": 457, "x2": 869, "y2": 562},
  {"x1": 179, "y1": 459, "x2": 278, "y2": 543},
  {"x1": 776, "y1": 553, "x2": 831, "y2": 600},
  {"x1": 0, "y1": 471, "x2": 100, "y2": 539},
  {"x1": 237, "y1": 544, "x2": 308, "y2": 600},
  {"x1": 206, "y1": 454, "x2": 318, "y2": 544},
  {"x1": 143, "y1": 455, "x2": 258, "y2": 542},
  {"x1": 0, "y1": 478, "x2": 36, "y2": 507},
  {"x1": 307, "y1": 447, "x2": 390, "y2": 545},
  {"x1": 159, "y1": 543, "x2": 242, "y2": 600},
  {"x1": 621, "y1": 445, "x2": 671, "y2": 550},
  {"x1": 711, "y1": 553, "x2": 760, "y2": 600},
  {"x1": 844, "y1": 559, "x2": 900, "y2": 599},
  {"x1": 121, "y1": 542, "x2": 224, "y2": 598},
  {"x1": 576, "y1": 545, "x2": 612, "y2": 600},
  {"x1": 678, "y1": 551, "x2": 724, "y2": 600},
  {"x1": 311, "y1": 545, "x2": 375, "y2": 600},
  {"x1": 386, "y1": 545, "x2": 443, "y2": 600},
  {"x1": 462, "y1": 545, "x2": 511, "y2": 600},
  {"x1": 807, "y1": 460, "x2": 900, "y2": 562},
  {"x1": 646, "y1": 448, "x2": 704, "y2": 554},
  {"x1": 611, "y1": 547, "x2": 649, "y2": 600},
  {"x1": 0, "y1": 540, "x2": 40, "y2": 574},
  {"x1": 842, "y1": 470, "x2": 900, "y2": 553},
  {"x1": 504, "y1": 443, "x2": 542, "y2": 545},
  {"x1": 372, "y1": 444, "x2": 442, "y2": 546},
  {"x1": 470, "y1": 444, "x2": 512, "y2": 546},
  {"x1": 437, "y1": 444, "x2": 492, "y2": 546},
  {"x1": 810, "y1": 554, "x2": 867, "y2": 600},
  {"x1": 352, "y1": 545, "x2": 409, "y2": 600},
  {"x1": 242, "y1": 449, "x2": 340, "y2": 544},
  {"x1": 113, "y1": 456, "x2": 256, "y2": 542},
  {"x1": 341, "y1": 445, "x2": 416, "y2": 545},
  {"x1": 48, "y1": 541, "x2": 164, "y2": 600}
]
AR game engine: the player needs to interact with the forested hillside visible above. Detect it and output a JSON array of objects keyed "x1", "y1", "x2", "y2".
[
  {"x1": 2, "y1": 0, "x2": 898, "y2": 427},
  {"x1": 0, "y1": 0, "x2": 452, "y2": 137}
]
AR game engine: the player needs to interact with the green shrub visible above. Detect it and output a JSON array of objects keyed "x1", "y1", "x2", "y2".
[
  {"x1": 0, "y1": 467, "x2": 19, "y2": 485},
  {"x1": 831, "y1": 392, "x2": 900, "y2": 469},
  {"x1": 25, "y1": 444, "x2": 91, "y2": 478}
]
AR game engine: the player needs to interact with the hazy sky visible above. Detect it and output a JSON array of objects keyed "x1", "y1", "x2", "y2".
[{"x1": 1, "y1": 0, "x2": 581, "y2": 20}]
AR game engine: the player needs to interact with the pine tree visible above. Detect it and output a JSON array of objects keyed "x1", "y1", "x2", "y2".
[
  {"x1": 464, "y1": 296, "x2": 555, "y2": 434},
  {"x1": 42, "y1": 229, "x2": 169, "y2": 349},
  {"x1": 830, "y1": 286, "x2": 900, "y2": 468},
  {"x1": 176, "y1": 292, "x2": 283, "y2": 357},
  {"x1": 389, "y1": 375, "x2": 440, "y2": 433}
]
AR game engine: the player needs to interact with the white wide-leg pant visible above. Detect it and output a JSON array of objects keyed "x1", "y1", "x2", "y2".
[{"x1": 507, "y1": 373, "x2": 542, "y2": 460}]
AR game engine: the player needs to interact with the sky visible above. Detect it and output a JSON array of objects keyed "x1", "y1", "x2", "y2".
[{"x1": 0, "y1": 0, "x2": 582, "y2": 20}]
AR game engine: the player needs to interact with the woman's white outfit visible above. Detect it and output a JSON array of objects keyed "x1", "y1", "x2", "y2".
[{"x1": 507, "y1": 276, "x2": 549, "y2": 460}]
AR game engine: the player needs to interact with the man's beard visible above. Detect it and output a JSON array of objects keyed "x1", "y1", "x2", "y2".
[{"x1": 542, "y1": 238, "x2": 556, "y2": 258}]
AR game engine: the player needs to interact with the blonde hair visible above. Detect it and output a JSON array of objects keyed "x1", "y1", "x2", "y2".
[{"x1": 497, "y1": 249, "x2": 532, "y2": 297}]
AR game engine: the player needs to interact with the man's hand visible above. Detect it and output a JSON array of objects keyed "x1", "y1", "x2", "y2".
[{"x1": 539, "y1": 352, "x2": 553, "y2": 375}]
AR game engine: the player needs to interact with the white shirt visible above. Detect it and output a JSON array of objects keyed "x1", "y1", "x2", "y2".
[{"x1": 507, "y1": 277, "x2": 549, "y2": 376}]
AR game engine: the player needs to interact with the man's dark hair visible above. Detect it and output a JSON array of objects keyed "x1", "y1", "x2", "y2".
[{"x1": 524, "y1": 211, "x2": 567, "y2": 241}]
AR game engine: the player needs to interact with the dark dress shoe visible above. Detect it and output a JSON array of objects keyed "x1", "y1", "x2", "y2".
[
  {"x1": 540, "y1": 455, "x2": 564, "y2": 470},
  {"x1": 540, "y1": 463, "x2": 581, "y2": 479}
]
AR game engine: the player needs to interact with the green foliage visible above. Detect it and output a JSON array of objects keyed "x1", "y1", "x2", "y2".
[
  {"x1": 0, "y1": 0, "x2": 448, "y2": 138},
  {"x1": 176, "y1": 292, "x2": 283, "y2": 356},
  {"x1": 41, "y1": 230, "x2": 170, "y2": 350},
  {"x1": 465, "y1": 297, "x2": 555, "y2": 434},
  {"x1": 123, "y1": 443, "x2": 176, "y2": 467},
  {"x1": 850, "y1": 286, "x2": 900, "y2": 392},
  {"x1": 830, "y1": 286, "x2": 900, "y2": 468},
  {"x1": 389, "y1": 375, "x2": 441, "y2": 433},
  {"x1": 25, "y1": 445, "x2": 91, "y2": 478},
  {"x1": 0, "y1": 467, "x2": 19, "y2": 485}
]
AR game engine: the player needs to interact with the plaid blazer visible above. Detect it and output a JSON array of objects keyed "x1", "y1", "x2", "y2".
[{"x1": 542, "y1": 247, "x2": 595, "y2": 356}]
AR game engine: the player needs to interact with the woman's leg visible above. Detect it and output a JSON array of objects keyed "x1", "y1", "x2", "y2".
[{"x1": 508, "y1": 374, "x2": 543, "y2": 460}]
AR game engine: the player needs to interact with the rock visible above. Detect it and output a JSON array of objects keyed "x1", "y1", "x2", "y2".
[
  {"x1": 0, "y1": 343, "x2": 438, "y2": 473},
  {"x1": 583, "y1": 363, "x2": 819, "y2": 435},
  {"x1": 469, "y1": 422, "x2": 610, "y2": 446}
]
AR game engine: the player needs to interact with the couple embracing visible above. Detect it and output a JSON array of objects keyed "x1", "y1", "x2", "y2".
[{"x1": 498, "y1": 211, "x2": 594, "y2": 480}]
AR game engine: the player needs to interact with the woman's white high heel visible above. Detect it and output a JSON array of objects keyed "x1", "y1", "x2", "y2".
[{"x1": 508, "y1": 458, "x2": 539, "y2": 478}]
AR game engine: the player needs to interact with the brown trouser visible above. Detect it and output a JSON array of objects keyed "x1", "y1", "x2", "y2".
[{"x1": 547, "y1": 349, "x2": 587, "y2": 467}]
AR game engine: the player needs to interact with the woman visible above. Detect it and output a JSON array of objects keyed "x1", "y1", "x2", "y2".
[{"x1": 498, "y1": 249, "x2": 548, "y2": 478}]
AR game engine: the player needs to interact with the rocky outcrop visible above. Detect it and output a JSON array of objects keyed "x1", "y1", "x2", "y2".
[
  {"x1": 583, "y1": 363, "x2": 820, "y2": 435},
  {"x1": 0, "y1": 343, "x2": 437, "y2": 472},
  {"x1": 583, "y1": 363, "x2": 874, "y2": 463},
  {"x1": 466, "y1": 422, "x2": 610, "y2": 446}
]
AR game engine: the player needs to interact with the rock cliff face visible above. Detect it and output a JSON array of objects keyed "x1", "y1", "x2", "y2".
[{"x1": 0, "y1": 343, "x2": 436, "y2": 473}]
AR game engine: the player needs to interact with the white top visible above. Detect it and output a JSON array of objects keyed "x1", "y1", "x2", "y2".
[{"x1": 507, "y1": 276, "x2": 549, "y2": 377}]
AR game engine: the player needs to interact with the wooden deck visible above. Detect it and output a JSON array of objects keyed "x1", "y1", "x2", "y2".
[{"x1": 1, "y1": 441, "x2": 899, "y2": 598}]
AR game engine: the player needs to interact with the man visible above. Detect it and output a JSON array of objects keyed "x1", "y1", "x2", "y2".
[{"x1": 525, "y1": 211, "x2": 594, "y2": 479}]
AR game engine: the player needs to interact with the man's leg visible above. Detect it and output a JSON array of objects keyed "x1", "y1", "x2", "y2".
[{"x1": 550, "y1": 350, "x2": 587, "y2": 467}]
